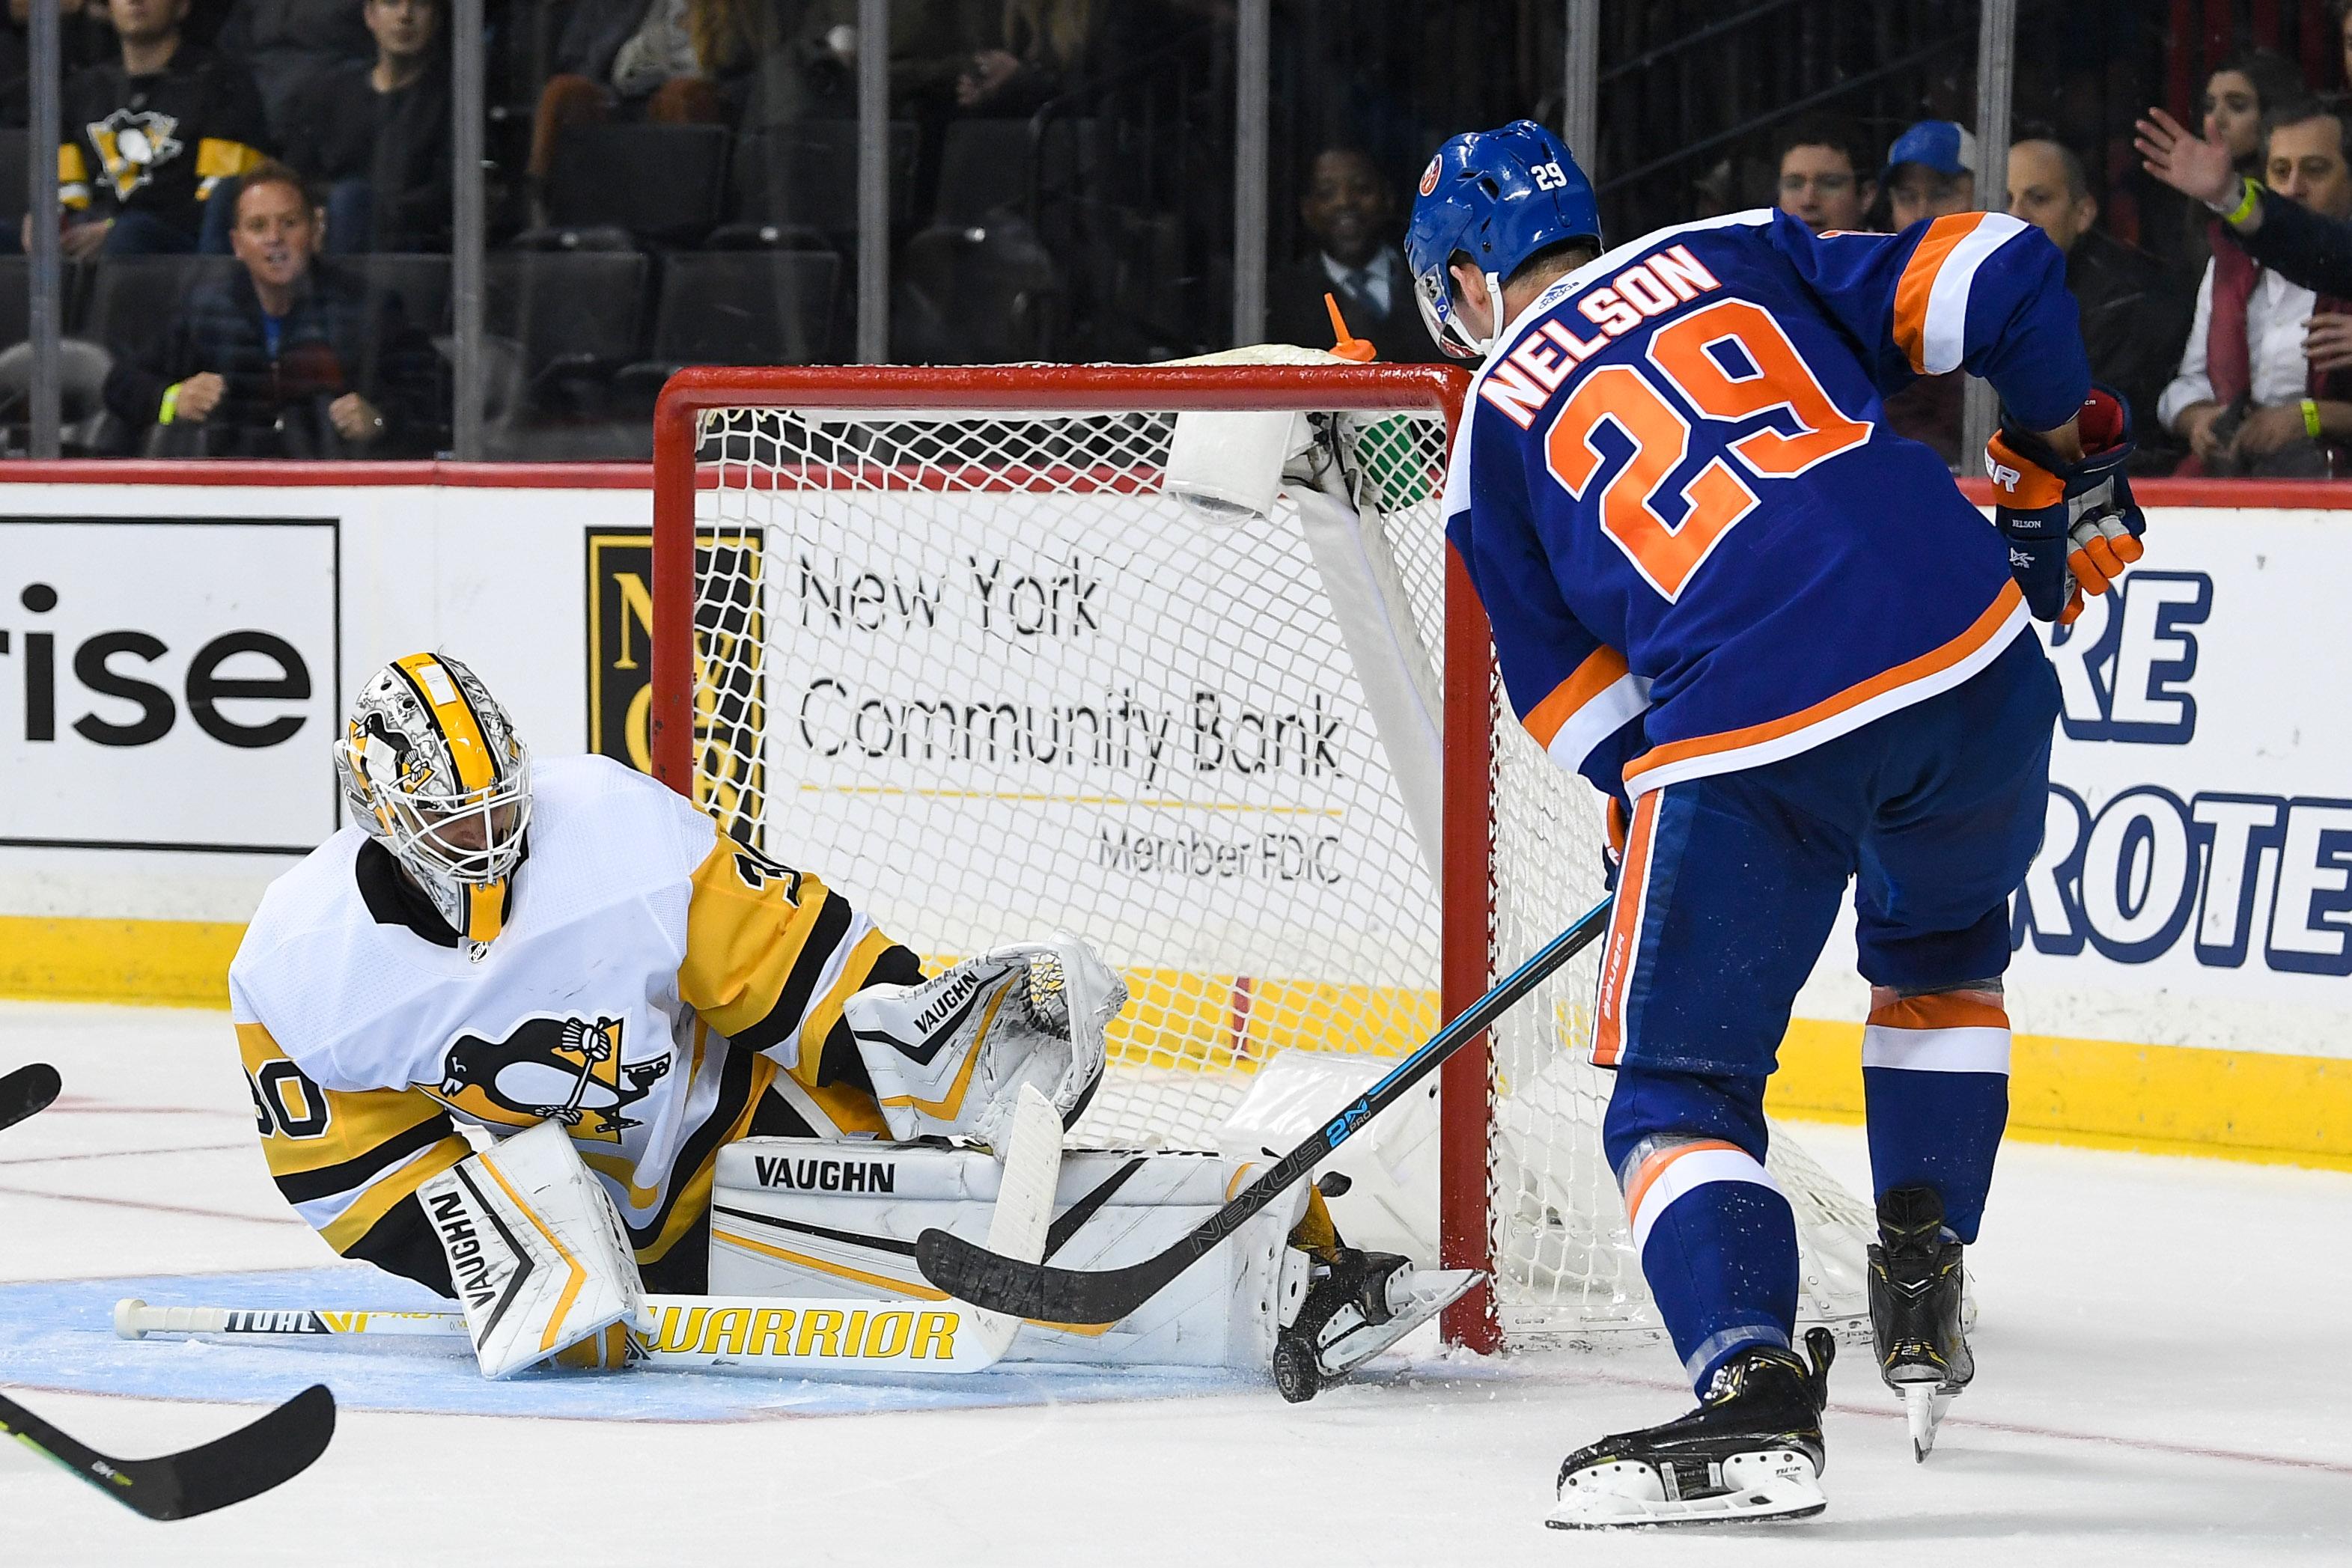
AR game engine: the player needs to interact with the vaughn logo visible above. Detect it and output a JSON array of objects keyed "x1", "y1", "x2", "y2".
[
  {"x1": 752, "y1": 1154, "x2": 898, "y2": 1193},
  {"x1": 425, "y1": 1183, "x2": 506, "y2": 1313}
]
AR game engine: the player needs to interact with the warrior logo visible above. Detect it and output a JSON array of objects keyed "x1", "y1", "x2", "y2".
[
  {"x1": 87, "y1": 109, "x2": 183, "y2": 199},
  {"x1": 429, "y1": 1015, "x2": 670, "y2": 1142}
]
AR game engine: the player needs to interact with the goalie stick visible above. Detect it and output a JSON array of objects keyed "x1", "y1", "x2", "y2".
[
  {"x1": 914, "y1": 894, "x2": 1615, "y2": 1326},
  {"x1": 0, "y1": 1062, "x2": 61, "y2": 1132},
  {"x1": 0, "y1": 1384, "x2": 335, "y2": 1520}
]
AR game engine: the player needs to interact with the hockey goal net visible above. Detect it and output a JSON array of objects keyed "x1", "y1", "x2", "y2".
[{"x1": 650, "y1": 364, "x2": 1872, "y2": 1352}]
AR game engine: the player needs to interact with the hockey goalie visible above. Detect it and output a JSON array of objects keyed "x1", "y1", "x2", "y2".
[{"x1": 229, "y1": 651, "x2": 1466, "y2": 1385}]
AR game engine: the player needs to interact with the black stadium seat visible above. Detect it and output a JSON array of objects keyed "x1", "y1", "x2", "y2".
[
  {"x1": 0, "y1": 257, "x2": 26, "y2": 350},
  {"x1": 483, "y1": 250, "x2": 649, "y2": 384},
  {"x1": 78, "y1": 256, "x2": 238, "y2": 362},
  {"x1": 639, "y1": 251, "x2": 839, "y2": 368},
  {"x1": 544, "y1": 123, "x2": 731, "y2": 244},
  {"x1": 350, "y1": 253, "x2": 451, "y2": 333},
  {"x1": 725, "y1": 120, "x2": 915, "y2": 242}
]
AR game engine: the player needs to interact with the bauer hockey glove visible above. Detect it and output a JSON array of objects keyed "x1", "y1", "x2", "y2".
[{"x1": 1985, "y1": 385, "x2": 2147, "y2": 624}]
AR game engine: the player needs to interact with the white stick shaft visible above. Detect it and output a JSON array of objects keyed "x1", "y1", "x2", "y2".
[{"x1": 115, "y1": 1293, "x2": 1011, "y2": 1373}]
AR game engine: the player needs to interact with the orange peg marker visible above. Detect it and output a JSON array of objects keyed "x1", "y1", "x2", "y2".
[{"x1": 1324, "y1": 293, "x2": 1377, "y2": 362}]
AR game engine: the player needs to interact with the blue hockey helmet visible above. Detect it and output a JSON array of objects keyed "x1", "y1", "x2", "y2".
[{"x1": 1406, "y1": 120, "x2": 1601, "y2": 359}]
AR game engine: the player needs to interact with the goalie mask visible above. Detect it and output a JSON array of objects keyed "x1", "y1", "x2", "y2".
[{"x1": 335, "y1": 653, "x2": 531, "y2": 952}]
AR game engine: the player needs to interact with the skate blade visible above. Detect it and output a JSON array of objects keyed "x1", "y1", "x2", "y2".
[
  {"x1": 1901, "y1": 1384, "x2": 1957, "y2": 1462},
  {"x1": 1544, "y1": 1478, "x2": 1825, "y2": 1531},
  {"x1": 1547, "y1": 1455, "x2": 1824, "y2": 1531},
  {"x1": 1315, "y1": 1270, "x2": 1479, "y2": 1380}
]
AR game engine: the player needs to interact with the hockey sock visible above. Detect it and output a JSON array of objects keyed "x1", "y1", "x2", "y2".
[
  {"x1": 1603, "y1": 1067, "x2": 1799, "y2": 1394},
  {"x1": 1860, "y1": 987, "x2": 2011, "y2": 1241}
]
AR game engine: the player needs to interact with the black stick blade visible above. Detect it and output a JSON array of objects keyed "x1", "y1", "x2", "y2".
[
  {"x1": 0, "y1": 1062, "x2": 61, "y2": 1132},
  {"x1": 916, "y1": 1228, "x2": 1179, "y2": 1327},
  {"x1": 0, "y1": 1383, "x2": 337, "y2": 1520},
  {"x1": 130, "y1": 1383, "x2": 338, "y2": 1520}
]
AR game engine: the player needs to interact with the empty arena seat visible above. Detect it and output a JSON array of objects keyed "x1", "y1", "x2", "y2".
[
  {"x1": 350, "y1": 254, "x2": 451, "y2": 333},
  {"x1": 545, "y1": 123, "x2": 731, "y2": 242},
  {"x1": 482, "y1": 250, "x2": 649, "y2": 382},
  {"x1": 639, "y1": 250, "x2": 840, "y2": 368},
  {"x1": 726, "y1": 120, "x2": 915, "y2": 242},
  {"x1": 78, "y1": 256, "x2": 238, "y2": 361}
]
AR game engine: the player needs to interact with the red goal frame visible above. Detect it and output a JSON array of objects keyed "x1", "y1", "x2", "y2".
[{"x1": 649, "y1": 362, "x2": 1506, "y2": 1349}]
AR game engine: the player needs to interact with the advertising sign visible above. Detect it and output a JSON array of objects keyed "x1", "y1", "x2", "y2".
[{"x1": 0, "y1": 518, "x2": 339, "y2": 854}]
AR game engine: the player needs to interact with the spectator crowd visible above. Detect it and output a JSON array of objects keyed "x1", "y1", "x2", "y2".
[{"x1": 4, "y1": 0, "x2": 2352, "y2": 475}]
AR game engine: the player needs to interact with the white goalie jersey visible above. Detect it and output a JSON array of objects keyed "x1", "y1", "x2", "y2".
[{"x1": 231, "y1": 754, "x2": 921, "y2": 1295}]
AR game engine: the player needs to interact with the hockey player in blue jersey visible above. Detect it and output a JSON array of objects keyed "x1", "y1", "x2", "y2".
[{"x1": 1408, "y1": 121, "x2": 2146, "y2": 1528}]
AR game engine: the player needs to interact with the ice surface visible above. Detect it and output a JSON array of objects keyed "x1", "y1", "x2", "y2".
[{"x1": 1, "y1": 1000, "x2": 2346, "y2": 1565}]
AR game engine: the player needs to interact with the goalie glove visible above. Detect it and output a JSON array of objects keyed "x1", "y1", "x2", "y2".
[
  {"x1": 416, "y1": 1117, "x2": 646, "y2": 1379},
  {"x1": 844, "y1": 934, "x2": 1124, "y2": 1147},
  {"x1": 1984, "y1": 385, "x2": 2147, "y2": 625}
]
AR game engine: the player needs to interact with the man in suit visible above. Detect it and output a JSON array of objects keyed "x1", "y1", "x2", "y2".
[{"x1": 1268, "y1": 144, "x2": 1444, "y2": 363}]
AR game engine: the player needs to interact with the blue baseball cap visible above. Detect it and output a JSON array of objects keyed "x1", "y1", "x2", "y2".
[{"x1": 1883, "y1": 121, "x2": 1979, "y2": 181}]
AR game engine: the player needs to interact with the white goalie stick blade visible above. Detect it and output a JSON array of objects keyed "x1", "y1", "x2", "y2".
[
  {"x1": 966, "y1": 1083, "x2": 1065, "y2": 1353},
  {"x1": 1544, "y1": 1450, "x2": 1827, "y2": 1531},
  {"x1": 1904, "y1": 1383, "x2": 1957, "y2": 1462}
]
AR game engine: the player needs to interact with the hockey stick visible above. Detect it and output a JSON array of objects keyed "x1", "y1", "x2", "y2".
[
  {"x1": 118, "y1": 1085, "x2": 1071, "y2": 1377},
  {"x1": 0, "y1": 1063, "x2": 61, "y2": 1132},
  {"x1": 0, "y1": 1384, "x2": 335, "y2": 1519},
  {"x1": 915, "y1": 894, "x2": 1616, "y2": 1326}
]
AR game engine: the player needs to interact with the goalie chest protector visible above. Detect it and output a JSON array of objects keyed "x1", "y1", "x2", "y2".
[{"x1": 710, "y1": 1139, "x2": 1306, "y2": 1367}]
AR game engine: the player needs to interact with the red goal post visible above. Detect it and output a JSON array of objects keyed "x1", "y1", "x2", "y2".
[{"x1": 651, "y1": 362, "x2": 1496, "y2": 1351}]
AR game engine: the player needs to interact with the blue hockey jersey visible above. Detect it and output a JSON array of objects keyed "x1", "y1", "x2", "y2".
[{"x1": 1441, "y1": 207, "x2": 2089, "y2": 804}]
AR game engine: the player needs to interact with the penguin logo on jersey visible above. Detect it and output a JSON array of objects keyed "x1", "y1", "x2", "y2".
[
  {"x1": 428, "y1": 1015, "x2": 671, "y2": 1142},
  {"x1": 87, "y1": 109, "x2": 184, "y2": 199}
]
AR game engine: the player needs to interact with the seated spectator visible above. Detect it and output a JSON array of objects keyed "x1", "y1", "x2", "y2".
[
  {"x1": 1773, "y1": 115, "x2": 1876, "y2": 233},
  {"x1": 738, "y1": 0, "x2": 985, "y2": 130},
  {"x1": 1882, "y1": 119, "x2": 1977, "y2": 231},
  {"x1": 2006, "y1": 133, "x2": 2192, "y2": 459},
  {"x1": 281, "y1": 0, "x2": 448, "y2": 252},
  {"x1": 2171, "y1": 49, "x2": 2306, "y2": 275},
  {"x1": 0, "y1": 0, "x2": 118, "y2": 129},
  {"x1": 957, "y1": 0, "x2": 1097, "y2": 117},
  {"x1": 1265, "y1": 145, "x2": 1441, "y2": 364},
  {"x1": 1879, "y1": 121, "x2": 1979, "y2": 466},
  {"x1": 31, "y1": 0, "x2": 269, "y2": 257},
  {"x1": 213, "y1": 0, "x2": 374, "y2": 144},
  {"x1": 102, "y1": 159, "x2": 435, "y2": 455},
  {"x1": 2160, "y1": 103, "x2": 2352, "y2": 477},
  {"x1": 526, "y1": 0, "x2": 746, "y2": 215}
]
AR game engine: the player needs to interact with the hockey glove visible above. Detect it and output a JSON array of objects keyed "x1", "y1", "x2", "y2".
[{"x1": 1984, "y1": 385, "x2": 2146, "y2": 624}]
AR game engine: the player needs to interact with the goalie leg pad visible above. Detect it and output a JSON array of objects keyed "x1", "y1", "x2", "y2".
[
  {"x1": 418, "y1": 1118, "x2": 646, "y2": 1379},
  {"x1": 844, "y1": 933, "x2": 1122, "y2": 1146}
]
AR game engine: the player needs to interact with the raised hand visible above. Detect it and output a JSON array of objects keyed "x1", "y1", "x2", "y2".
[{"x1": 2134, "y1": 106, "x2": 2241, "y2": 210}]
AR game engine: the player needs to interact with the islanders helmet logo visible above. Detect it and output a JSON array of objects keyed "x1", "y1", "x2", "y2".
[
  {"x1": 1419, "y1": 157, "x2": 1441, "y2": 197},
  {"x1": 429, "y1": 1015, "x2": 670, "y2": 1142}
]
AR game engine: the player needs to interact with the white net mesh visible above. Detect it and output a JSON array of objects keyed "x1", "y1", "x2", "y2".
[{"x1": 682, "y1": 384, "x2": 1871, "y2": 1343}]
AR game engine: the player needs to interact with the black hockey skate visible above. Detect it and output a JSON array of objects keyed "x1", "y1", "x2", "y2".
[
  {"x1": 1547, "y1": 1328, "x2": 1835, "y2": 1529},
  {"x1": 1270, "y1": 1177, "x2": 1477, "y2": 1404},
  {"x1": 1868, "y1": 1184, "x2": 1973, "y2": 1462}
]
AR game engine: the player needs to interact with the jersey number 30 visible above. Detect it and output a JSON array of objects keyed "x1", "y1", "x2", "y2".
[{"x1": 1546, "y1": 298, "x2": 1870, "y2": 600}]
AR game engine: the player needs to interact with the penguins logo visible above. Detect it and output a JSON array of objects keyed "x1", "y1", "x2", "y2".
[
  {"x1": 87, "y1": 108, "x2": 185, "y2": 199},
  {"x1": 431, "y1": 1016, "x2": 671, "y2": 1142}
]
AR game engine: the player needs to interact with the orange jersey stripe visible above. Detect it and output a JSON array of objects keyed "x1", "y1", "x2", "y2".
[
  {"x1": 1868, "y1": 992, "x2": 2010, "y2": 1031},
  {"x1": 1891, "y1": 213, "x2": 1987, "y2": 373},
  {"x1": 1622, "y1": 580, "x2": 2022, "y2": 792},
  {"x1": 1523, "y1": 645, "x2": 1632, "y2": 749},
  {"x1": 1622, "y1": 1137, "x2": 1749, "y2": 1221},
  {"x1": 1591, "y1": 790, "x2": 1662, "y2": 1067}
]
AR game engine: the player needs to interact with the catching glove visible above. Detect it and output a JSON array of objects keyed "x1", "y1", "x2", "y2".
[{"x1": 1984, "y1": 385, "x2": 2147, "y2": 624}]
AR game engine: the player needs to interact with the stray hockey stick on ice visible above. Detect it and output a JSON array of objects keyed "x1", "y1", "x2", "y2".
[
  {"x1": 120, "y1": 1085, "x2": 1070, "y2": 1376},
  {"x1": 915, "y1": 894, "x2": 1615, "y2": 1326},
  {"x1": 0, "y1": 1385, "x2": 335, "y2": 1520},
  {"x1": 0, "y1": 1063, "x2": 61, "y2": 1132}
]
